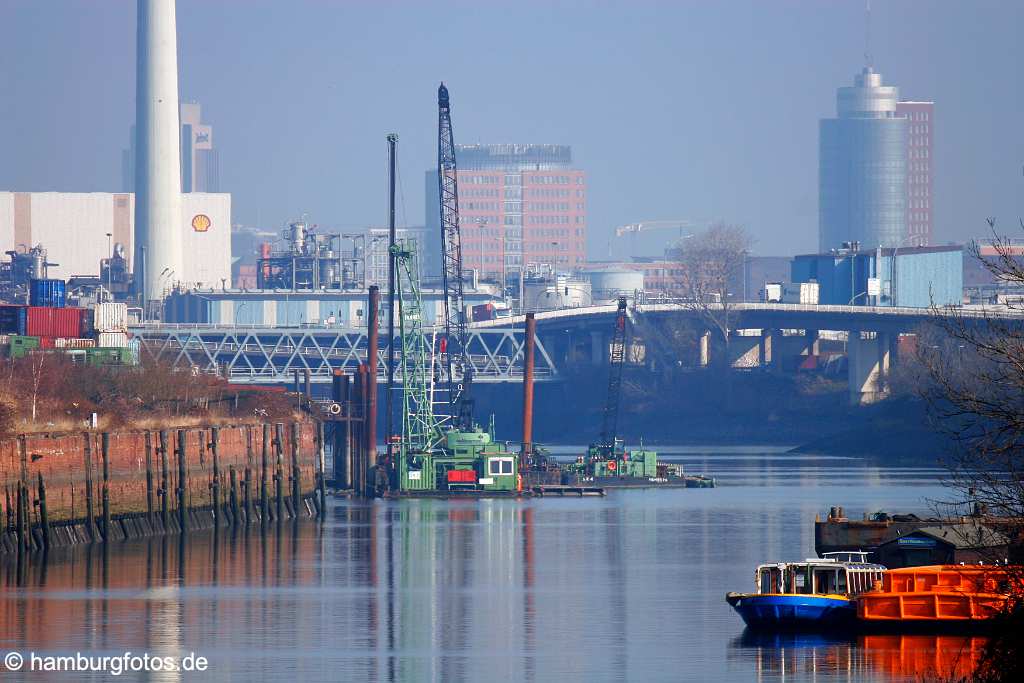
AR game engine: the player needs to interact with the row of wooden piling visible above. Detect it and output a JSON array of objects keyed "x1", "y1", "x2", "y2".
[{"x1": 1, "y1": 422, "x2": 329, "y2": 557}]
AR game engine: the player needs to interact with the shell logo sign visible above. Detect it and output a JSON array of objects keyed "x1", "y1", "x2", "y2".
[{"x1": 191, "y1": 214, "x2": 211, "y2": 232}]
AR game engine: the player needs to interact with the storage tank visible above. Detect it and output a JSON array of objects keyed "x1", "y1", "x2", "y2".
[
  {"x1": 523, "y1": 275, "x2": 592, "y2": 311},
  {"x1": 585, "y1": 268, "x2": 644, "y2": 303}
]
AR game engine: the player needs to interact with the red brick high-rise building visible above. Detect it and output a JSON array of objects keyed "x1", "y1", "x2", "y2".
[
  {"x1": 425, "y1": 144, "x2": 586, "y2": 287},
  {"x1": 896, "y1": 100, "x2": 933, "y2": 246}
]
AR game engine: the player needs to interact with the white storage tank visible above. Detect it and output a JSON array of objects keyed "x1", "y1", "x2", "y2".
[
  {"x1": 523, "y1": 275, "x2": 592, "y2": 311},
  {"x1": 585, "y1": 268, "x2": 644, "y2": 303}
]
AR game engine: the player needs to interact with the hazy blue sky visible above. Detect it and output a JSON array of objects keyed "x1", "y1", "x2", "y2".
[{"x1": 1, "y1": 0, "x2": 1022, "y2": 257}]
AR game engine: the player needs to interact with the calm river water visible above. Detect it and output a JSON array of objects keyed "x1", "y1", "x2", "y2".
[{"x1": 1, "y1": 447, "x2": 982, "y2": 682}]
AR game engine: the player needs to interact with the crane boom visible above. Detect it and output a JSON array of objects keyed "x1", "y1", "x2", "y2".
[
  {"x1": 437, "y1": 82, "x2": 473, "y2": 428},
  {"x1": 599, "y1": 296, "x2": 628, "y2": 452}
]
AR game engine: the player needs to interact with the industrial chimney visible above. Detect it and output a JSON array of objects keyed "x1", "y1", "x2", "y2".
[{"x1": 134, "y1": 0, "x2": 183, "y2": 309}]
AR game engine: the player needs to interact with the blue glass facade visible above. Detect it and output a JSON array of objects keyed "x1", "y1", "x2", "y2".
[{"x1": 819, "y1": 68, "x2": 908, "y2": 251}]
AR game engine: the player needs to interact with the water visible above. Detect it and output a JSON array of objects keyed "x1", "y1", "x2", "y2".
[{"x1": 0, "y1": 447, "x2": 982, "y2": 682}]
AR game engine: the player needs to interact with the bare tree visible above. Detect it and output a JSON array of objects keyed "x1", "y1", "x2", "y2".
[
  {"x1": 914, "y1": 218, "x2": 1024, "y2": 683},
  {"x1": 28, "y1": 351, "x2": 46, "y2": 423},
  {"x1": 674, "y1": 223, "x2": 753, "y2": 367},
  {"x1": 918, "y1": 219, "x2": 1024, "y2": 530}
]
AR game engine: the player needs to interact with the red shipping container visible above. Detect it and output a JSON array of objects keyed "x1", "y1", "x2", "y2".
[
  {"x1": 38, "y1": 337, "x2": 56, "y2": 349},
  {"x1": 25, "y1": 306, "x2": 85, "y2": 338},
  {"x1": 446, "y1": 469, "x2": 477, "y2": 484}
]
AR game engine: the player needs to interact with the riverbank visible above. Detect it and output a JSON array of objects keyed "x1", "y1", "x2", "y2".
[{"x1": 0, "y1": 421, "x2": 327, "y2": 555}]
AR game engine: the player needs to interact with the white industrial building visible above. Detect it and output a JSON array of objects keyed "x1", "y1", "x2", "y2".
[{"x1": 0, "y1": 191, "x2": 231, "y2": 289}]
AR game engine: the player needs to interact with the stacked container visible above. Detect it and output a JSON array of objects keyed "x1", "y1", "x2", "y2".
[
  {"x1": 23, "y1": 307, "x2": 86, "y2": 338},
  {"x1": 93, "y1": 302, "x2": 130, "y2": 349},
  {"x1": 29, "y1": 279, "x2": 67, "y2": 308}
]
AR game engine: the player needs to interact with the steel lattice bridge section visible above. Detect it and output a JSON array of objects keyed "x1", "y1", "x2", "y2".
[{"x1": 130, "y1": 324, "x2": 559, "y2": 384}]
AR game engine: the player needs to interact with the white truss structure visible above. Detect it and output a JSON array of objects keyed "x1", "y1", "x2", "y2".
[{"x1": 130, "y1": 325, "x2": 559, "y2": 384}]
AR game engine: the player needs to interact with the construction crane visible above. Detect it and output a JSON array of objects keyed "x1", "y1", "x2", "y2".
[
  {"x1": 437, "y1": 82, "x2": 473, "y2": 430},
  {"x1": 595, "y1": 296, "x2": 629, "y2": 459},
  {"x1": 613, "y1": 220, "x2": 702, "y2": 258}
]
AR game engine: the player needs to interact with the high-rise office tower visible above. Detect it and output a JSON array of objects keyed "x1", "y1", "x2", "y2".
[
  {"x1": 425, "y1": 144, "x2": 587, "y2": 284},
  {"x1": 895, "y1": 100, "x2": 933, "y2": 246},
  {"x1": 819, "y1": 67, "x2": 908, "y2": 251}
]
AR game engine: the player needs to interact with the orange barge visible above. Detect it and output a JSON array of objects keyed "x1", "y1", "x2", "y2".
[{"x1": 858, "y1": 565, "x2": 1022, "y2": 627}]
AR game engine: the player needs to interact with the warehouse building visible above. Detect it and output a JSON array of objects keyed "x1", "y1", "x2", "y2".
[
  {"x1": 163, "y1": 286, "x2": 503, "y2": 327},
  {"x1": 0, "y1": 191, "x2": 231, "y2": 289},
  {"x1": 791, "y1": 245, "x2": 962, "y2": 308}
]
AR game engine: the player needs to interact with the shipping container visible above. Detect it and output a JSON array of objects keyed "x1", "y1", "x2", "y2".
[
  {"x1": 38, "y1": 337, "x2": 56, "y2": 349},
  {"x1": 87, "y1": 347, "x2": 135, "y2": 367},
  {"x1": 782, "y1": 281, "x2": 820, "y2": 305},
  {"x1": 29, "y1": 279, "x2": 67, "y2": 308},
  {"x1": 54, "y1": 338, "x2": 96, "y2": 349},
  {"x1": 763, "y1": 282, "x2": 783, "y2": 303},
  {"x1": 0, "y1": 305, "x2": 24, "y2": 334},
  {"x1": 9, "y1": 335, "x2": 40, "y2": 359},
  {"x1": 96, "y1": 331, "x2": 130, "y2": 348},
  {"x1": 93, "y1": 302, "x2": 129, "y2": 332},
  {"x1": 24, "y1": 306, "x2": 86, "y2": 338}
]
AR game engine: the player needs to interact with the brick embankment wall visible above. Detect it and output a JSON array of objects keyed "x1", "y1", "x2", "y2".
[{"x1": 0, "y1": 421, "x2": 326, "y2": 554}]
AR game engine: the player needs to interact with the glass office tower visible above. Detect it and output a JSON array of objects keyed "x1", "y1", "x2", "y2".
[{"x1": 819, "y1": 67, "x2": 908, "y2": 251}]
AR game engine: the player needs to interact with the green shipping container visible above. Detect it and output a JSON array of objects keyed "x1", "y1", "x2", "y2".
[{"x1": 9, "y1": 335, "x2": 40, "y2": 359}]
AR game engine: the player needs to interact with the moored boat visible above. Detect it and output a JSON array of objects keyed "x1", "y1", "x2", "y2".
[
  {"x1": 857, "y1": 565, "x2": 1024, "y2": 628},
  {"x1": 727, "y1": 556, "x2": 887, "y2": 630}
]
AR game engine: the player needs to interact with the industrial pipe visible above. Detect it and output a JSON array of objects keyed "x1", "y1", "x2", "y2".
[
  {"x1": 367, "y1": 286, "x2": 380, "y2": 464},
  {"x1": 521, "y1": 312, "x2": 536, "y2": 467}
]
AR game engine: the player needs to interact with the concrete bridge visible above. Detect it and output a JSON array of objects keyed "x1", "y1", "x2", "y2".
[
  {"x1": 476, "y1": 301, "x2": 1024, "y2": 404},
  {"x1": 131, "y1": 301, "x2": 1022, "y2": 404}
]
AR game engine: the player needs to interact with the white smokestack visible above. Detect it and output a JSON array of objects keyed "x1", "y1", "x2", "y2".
[{"x1": 134, "y1": 0, "x2": 183, "y2": 306}]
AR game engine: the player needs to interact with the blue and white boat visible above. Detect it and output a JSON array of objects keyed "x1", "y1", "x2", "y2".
[{"x1": 726, "y1": 553, "x2": 886, "y2": 630}]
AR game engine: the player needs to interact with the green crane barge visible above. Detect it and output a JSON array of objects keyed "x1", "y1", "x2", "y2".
[
  {"x1": 560, "y1": 297, "x2": 716, "y2": 489},
  {"x1": 390, "y1": 239, "x2": 521, "y2": 495}
]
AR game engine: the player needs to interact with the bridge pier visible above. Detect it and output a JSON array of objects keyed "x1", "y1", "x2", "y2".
[
  {"x1": 848, "y1": 331, "x2": 892, "y2": 405},
  {"x1": 728, "y1": 332, "x2": 761, "y2": 368},
  {"x1": 590, "y1": 331, "x2": 606, "y2": 365}
]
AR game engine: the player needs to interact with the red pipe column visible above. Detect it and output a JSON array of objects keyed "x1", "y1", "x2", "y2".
[
  {"x1": 367, "y1": 286, "x2": 380, "y2": 465},
  {"x1": 521, "y1": 312, "x2": 536, "y2": 468}
]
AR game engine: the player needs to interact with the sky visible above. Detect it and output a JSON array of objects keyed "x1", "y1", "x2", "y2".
[{"x1": 1, "y1": 0, "x2": 1022, "y2": 258}]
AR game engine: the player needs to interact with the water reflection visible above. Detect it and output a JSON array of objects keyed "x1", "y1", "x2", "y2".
[
  {"x1": 0, "y1": 452, "x2": 966, "y2": 682},
  {"x1": 729, "y1": 630, "x2": 988, "y2": 682}
]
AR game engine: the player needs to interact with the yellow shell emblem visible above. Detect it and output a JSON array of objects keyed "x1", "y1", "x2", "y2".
[{"x1": 191, "y1": 214, "x2": 211, "y2": 232}]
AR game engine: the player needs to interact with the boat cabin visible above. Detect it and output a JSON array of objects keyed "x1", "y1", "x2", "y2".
[{"x1": 754, "y1": 559, "x2": 886, "y2": 597}]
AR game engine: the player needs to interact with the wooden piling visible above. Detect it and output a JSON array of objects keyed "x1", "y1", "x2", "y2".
[
  {"x1": 15, "y1": 483, "x2": 25, "y2": 555},
  {"x1": 229, "y1": 466, "x2": 239, "y2": 527},
  {"x1": 144, "y1": 431, "x2": 155, "y2": 523},
  {"x1": 37, "y1": 473, "x2": 50, "y2": 550},
  {"x1": 290, "y1": 423, "x2": 301, "y2": 516},
  {"x1": 274, "y1": 423, "x2": 284, "y2": 520},
  {"x1": 176, "y1": 430, "x2": 187, "y2": 533},
  {"x1": 159, "y1": 430, "x2": 170, "y2": 532},
  {"x1": 261, "y1": 424, "x2": 270, "y2": 523},
  {"x1": 244, "y1": 425, "x2": 253, "y2": 524},
  {"x1": 83, "y1": 433, "x2": 96, "y2": 541},
  {"x1": 210, "y1": 427, "x2": 221, "y2": 523},
  {"x1": 101, "y1": 432, "x2": 111, "y2": 542},
  {"x1": 317, "y1": 421, "x2": 327, "y2": 517}
]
